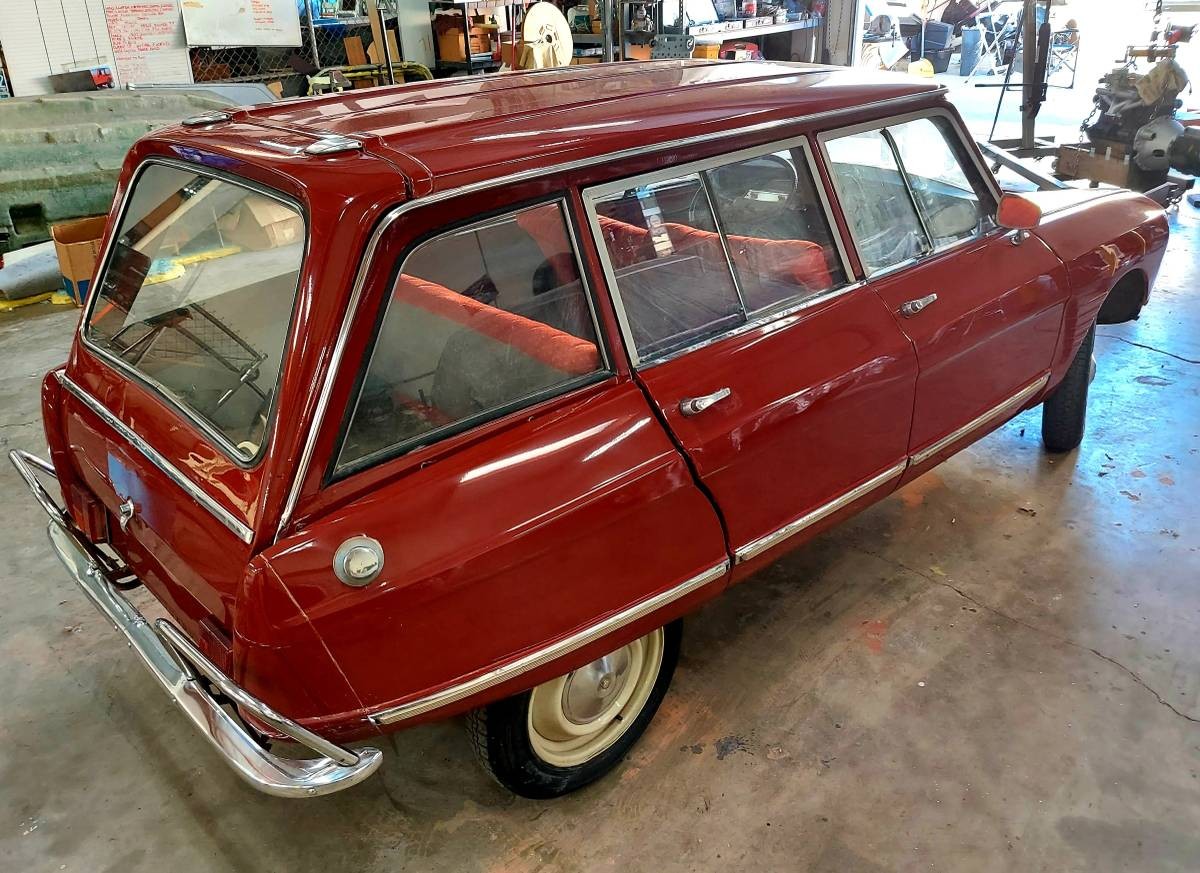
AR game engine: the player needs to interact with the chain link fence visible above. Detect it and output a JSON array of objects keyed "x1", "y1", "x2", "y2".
[{"x1": 188, "y1": 12, "x2": 396, "y2": 98}]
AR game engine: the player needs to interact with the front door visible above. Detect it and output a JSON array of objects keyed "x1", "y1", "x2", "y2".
[
  {"x1": 821, "y1": 111, "x2": 1070, "y2": 473},
  {"x1": 584, "y1": 139, "x2": 918, "y2": 572}
]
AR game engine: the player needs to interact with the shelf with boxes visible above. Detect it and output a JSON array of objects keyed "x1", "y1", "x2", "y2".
[{"x1": 429, "y1": 0, "x2": 511, "y2": 74}]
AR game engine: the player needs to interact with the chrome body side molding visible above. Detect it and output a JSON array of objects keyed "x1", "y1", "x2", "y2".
[
  {"x1": 55, "y1": 372, "x2": 255, "y2": 544},
  {"x1": 370, "y1": 560, "x2": 730, "y2": 725},
  {"x1": 8, "y1": 449, "x2": 381, "y2": 798},
  {"x1": 733, "y1": 373, "x2": 1052, "y2": 564},
  {"x1": 734, "y1": 462, "x2": 907, "y2": 563},
  {"x1": 909, "y1": 372, "x2": 1050, "y2": 467}
]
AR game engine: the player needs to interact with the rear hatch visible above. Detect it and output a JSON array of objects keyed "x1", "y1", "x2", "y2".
[{"x1": 54, "y1": 158, "x2": 307, "y2": 636}]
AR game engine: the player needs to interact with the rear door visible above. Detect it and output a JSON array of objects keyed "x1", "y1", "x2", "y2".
[
  {"x1": 58, "y1": 160, "x2": 307, "y2": 636},
  {"x1": 820, "y1": 111, "x2": 1070, "y2": 472},
  {"x1": 583, "y1": 139, "x2": 918, "y2": 572}
]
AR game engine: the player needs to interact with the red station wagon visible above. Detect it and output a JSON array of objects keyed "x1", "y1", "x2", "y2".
[{"x1": 12, "y1": 61, "x2": 1169, "y2": 799}]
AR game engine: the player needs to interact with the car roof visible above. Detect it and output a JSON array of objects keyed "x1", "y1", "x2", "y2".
[{"x1": 228, "y1": 60, "x2": 944, "y2": 193}]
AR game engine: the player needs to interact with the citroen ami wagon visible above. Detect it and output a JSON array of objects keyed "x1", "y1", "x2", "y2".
[{"x1": 13, "y1": 60, "x2": 1168, "y2": 799}]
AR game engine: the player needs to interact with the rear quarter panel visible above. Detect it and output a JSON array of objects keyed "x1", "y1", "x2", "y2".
[{"x1": 261, "y1": 379, "x2": 729, "y2": 732}]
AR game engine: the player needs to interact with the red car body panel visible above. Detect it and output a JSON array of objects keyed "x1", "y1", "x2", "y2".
[
  {"x1": 636, "y1": 287, "x2": 918, "y2": 563},
  {"x1": 1025, "y1": 189, "x2": 1170, "y2": 384},
  {"x1": 872, "y1": 230, "x2": 1071, "y2": 479},
  {"x1": 262, "y1": 379, "x2": 727, "y2": 734},
  {"x1": 37, "y1": 61, "x2": 1169, "y2": 743}
]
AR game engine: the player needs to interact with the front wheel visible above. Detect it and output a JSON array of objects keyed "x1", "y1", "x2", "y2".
[
  {"x1": 466, "y1": 622, "x2": 681, "y2": 798},
  {"x1": 1042, "y1": 325, "x2": 1096, "y2": 453}
]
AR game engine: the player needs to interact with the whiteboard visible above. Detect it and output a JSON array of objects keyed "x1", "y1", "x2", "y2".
[
  {"x1": 0, "y1": 0, "x2": 120, "y2": 96},
  {"x1": 180, "y1": 0, "x2": 302, "y2": 47},
  {"x1": 103, "y1": 0, "x2": 192, "y2": 86}
]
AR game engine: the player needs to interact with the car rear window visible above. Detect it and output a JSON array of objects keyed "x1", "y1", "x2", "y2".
[{"x1": 84, "y1": 163, "x2": 304, "y2": 462}]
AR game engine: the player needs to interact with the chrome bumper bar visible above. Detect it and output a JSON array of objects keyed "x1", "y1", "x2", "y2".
[{"x1": 8, "y1": 449, "x2": 383, "y2": 798}]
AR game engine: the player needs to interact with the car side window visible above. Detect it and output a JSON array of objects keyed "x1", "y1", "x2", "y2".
[
  {"x1": 888, "y1": 116, "x2": 995, "y2": 248},
  {"x1": 593, "y1": 174, "x2": 745, "y2": 360},
  {"x1": 337, "y1": 201, "x2": 604, "y2": 472},
  {"x1": 705, "y1": 149, "x2": 847, "y2": 311},
  {"x1": 592, "y1": 149, "x2": 848, "y2": 362},
  {"x1": 825, "y1": 129, "x2": 930, "y2": 275}
]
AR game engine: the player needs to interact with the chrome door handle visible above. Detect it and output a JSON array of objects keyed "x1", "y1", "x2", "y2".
[
  {"x1": 117, "y1": 498, "x2": 135, "y2": 532},
  {"x1": 900, "y1": 293, "x2": 938, "y2": 317},
  {"x1": 679, "y1": 387, "x2": 731, "y2": 416}
]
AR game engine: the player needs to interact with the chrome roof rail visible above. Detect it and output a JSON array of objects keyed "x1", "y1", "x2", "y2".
[
  {"x1": 304, "y1": 135, "x2": 364, "y2": 156},
  {"x1": 181, "y1": 110, "x2": 233, "y2": 127}
]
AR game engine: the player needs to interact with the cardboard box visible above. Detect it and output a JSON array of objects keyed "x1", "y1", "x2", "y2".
[
  {"x1": 1056, "y1": 145, "x2": 1132, "y2": 187},
  {"x1": 223, "y1": 196, "x2": 304, "y2": 251},
  {"x1": 500, "y1": 39, "x2": 523, "y2": 68},
  {"x1": 692, "y1": 43, "x2": 720, "y2": 59},
  {"x1": 571, "y1": 55, "x2": 602, "y2": 64},
  {"x1": 435, "y1": 15, "x2": 493, "y2": 62},
  {"x1": 50, "y1": 216, "x2": 107, "y2": 305}
]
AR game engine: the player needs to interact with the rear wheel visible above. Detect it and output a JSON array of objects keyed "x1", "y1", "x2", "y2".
[
  {"x1": 466, "y1": 622, "x2": 681, "y2": 798},
  {"x1": 1042, "y1": 325, "x2": 1096, "y2": 453}
]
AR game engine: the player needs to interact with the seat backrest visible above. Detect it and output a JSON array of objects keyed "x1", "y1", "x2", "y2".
[
  {"x1": 387, "y1": 275, "x2": 600, "y2": 419},
  {"x1": 597, "y1": 215, "x2": 833, "y2": 296}
]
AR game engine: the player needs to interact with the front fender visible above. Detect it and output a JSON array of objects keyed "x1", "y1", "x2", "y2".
[{"x1": 1031, "y1": 190, "x2": 1168, "y2": 387}]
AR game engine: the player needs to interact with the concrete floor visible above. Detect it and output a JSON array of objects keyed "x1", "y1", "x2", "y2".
[{"x1": 1, "y1": 207, "x2": 1198, "y2": 872}]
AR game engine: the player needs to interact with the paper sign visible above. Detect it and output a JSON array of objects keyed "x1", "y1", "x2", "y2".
[{"x1": 103, "y1": 1, "x2": 193, "y2": 85}]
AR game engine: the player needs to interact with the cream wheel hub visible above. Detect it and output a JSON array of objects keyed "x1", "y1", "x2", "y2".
[{"x1": 527, "y1": 628, "x2": 664, "y2": 767}]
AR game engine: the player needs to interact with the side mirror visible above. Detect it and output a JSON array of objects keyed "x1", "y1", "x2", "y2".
[{"x1": 996, "y1": 193, "x2": 1042, "y2": 231}]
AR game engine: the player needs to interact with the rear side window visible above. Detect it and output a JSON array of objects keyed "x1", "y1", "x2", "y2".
[
  {"x1": 591, "y1": 145, "x2": 846, "y2": 362},
  {"x1": 85, "y1": 163, "x2": 304, "y2": 461},
  {"x1": 593, "y1": 174, "x2": 745, "y2": 360},
  {"x1": 706, "y1": 149, "x2": 846, "y2": 311},
  {"x1": 337, "y1": 201, "x2": 604, "y2": 472}
]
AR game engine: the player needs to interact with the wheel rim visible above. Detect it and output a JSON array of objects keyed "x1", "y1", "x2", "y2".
[{"x1": 527, "y1": 628, "x2": 664, "y2": 768}]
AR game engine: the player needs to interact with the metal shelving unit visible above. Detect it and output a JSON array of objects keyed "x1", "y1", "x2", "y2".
[{"x1": 429, "y1": 0, "x2": 514, "y2": 76}]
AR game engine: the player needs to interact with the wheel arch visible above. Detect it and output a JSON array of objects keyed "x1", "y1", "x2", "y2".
[{"x1": 1097, "y1": 268, "x2": 1148, "y2": 325}]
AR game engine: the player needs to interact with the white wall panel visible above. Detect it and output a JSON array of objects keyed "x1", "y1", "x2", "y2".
[{"x1": 0, "y1": 0, "x2": 117, "y2": 95}]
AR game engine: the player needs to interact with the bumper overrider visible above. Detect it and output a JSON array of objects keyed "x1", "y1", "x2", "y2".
[{"x1": 8, "y1": 449, "x2": 383, "y2": 798}]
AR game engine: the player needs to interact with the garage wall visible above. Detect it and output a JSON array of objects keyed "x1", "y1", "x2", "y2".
[
  {"x1": 391, "y1": 0, "x2": 435, "y2": 70},
  {"x1": 824, "y1": 0, "x2": 865, "y2": 67},
  {"x1": 0, "y1": 0, "x2": 117, "y2": 97}
]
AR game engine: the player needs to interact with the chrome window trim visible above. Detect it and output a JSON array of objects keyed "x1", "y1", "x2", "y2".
[
  {"x1": 734, "y1": 462, "x2": 907, "y2": 563},
  {"x1": 909, "y1": 372, "x2": 1050, "y2": 467},
  {"x1": 369, "y1": 559, "x2": 729, "y2": 725},
  {"x1": 698, "y1": 170, "x2": 753, "y2": 316},
  {"x1": 798, "y1": 136, "x2": 857, "y2": 281},
  {"x1": 55, "y1": 371, "x2": 255, "y2": 543},
  {"x1": 330, "y1": 196, "x2": 611, "y2": 478},
  {"x1": 275, "y1": 88, "x2": 944, "y2": 537},
  {"x1": 77, "y1": 157, "x2": 307, "y2": 472},
  {"x1": 881, "y1": 126, "x2": 937, "y2": 252},
  {"x1": 336, "y1": 371, "x2": 609, "y2": 477},
  {"x1": 817, "y1": 107, "x2": 1003, "y2": 280},
  {"x1": 581, "y1": 134, "x2": 858, "y2": 367},
  {"x1": 637, "y1": 280, "x2": 866, "y2": 370}
]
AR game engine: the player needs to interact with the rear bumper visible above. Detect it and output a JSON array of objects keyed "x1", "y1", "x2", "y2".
[{"x1": 8, "y1": 449, "x2": 383, "y2": 798}]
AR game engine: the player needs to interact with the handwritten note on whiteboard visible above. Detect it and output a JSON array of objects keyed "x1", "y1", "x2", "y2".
[
  {"x1": 103, "y1": 1, "x2": 193, "y2": 85},
  {"x1": 180, "y1": 0, "x2": 303, "y2": 47}
]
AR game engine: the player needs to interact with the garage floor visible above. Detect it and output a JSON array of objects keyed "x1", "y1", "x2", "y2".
[{"x1": 2, "y1": 206, "x2": 1198, "y2": 873}]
